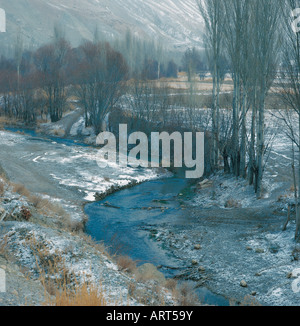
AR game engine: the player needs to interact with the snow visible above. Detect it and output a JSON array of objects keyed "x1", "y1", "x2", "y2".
[
  {"x1": 0, "y1": 129, "x2": 169, "y2": 208},
  {"x1": 191, "y1": 173, "x2": 259, "y2": 209}
]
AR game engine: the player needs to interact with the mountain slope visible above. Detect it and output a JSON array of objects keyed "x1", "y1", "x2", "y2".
[{"x1": 0, "y1": 0, "x2": 204, "y2": 52}]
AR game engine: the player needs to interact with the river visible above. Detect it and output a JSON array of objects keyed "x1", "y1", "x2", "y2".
[
  {"x1": 0, "y1": 127, "x2": 229, "y2": 305},
  {"x1": 1, "y1": 120, "x2": 298, "y2": 306}
]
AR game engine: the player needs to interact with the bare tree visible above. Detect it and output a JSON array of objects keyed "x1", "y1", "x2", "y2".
[
  {"x1": 223, "y1": 0, "x2": 251, "y2": 177},
  {"x1": 250, "y1": 0, "x2": 281, "y2": 198},
  {"x1": 197, "y1": 0, "x2": 225, "y2": 171},
  {"x1": 277, "y1": 0, "x2": 300, "y2": 238},
  {"x1": 14, "y1": 28, "x2": 23, "y2": 91},
  {"x1": 34, "y1": 27, "x2": 71, "y2": 123},
  {"x1": 76, "y1": 41, "x2": 128, "y2": 134}
]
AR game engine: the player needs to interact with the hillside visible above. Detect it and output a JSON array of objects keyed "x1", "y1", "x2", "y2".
[{"x1": 0, "y1": 0, "x2": 204, "y2": 52}]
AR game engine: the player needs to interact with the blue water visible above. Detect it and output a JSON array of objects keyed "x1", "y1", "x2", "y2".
[
  {"x1": 4, "y1": 126, "x2": 229, "y2": 306},
  {"x1": 85, "y1": 177, "x2": 229, "y2": 306},
  {"x1": 85, "y1": 178, "x2": 187, "y2": 268},
  {"x1": 4, "y1": 126, "x2": 89, "y2": 148}
]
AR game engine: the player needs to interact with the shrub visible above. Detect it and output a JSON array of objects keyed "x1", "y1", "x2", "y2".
[
  {"x1": 116, "y1": 255, "x2": 137, "y2": 274},
  {"x1": 177, "y1": 282, "x2": 200, "y2": 306},
  {"x1": 165, "y1": 279, "x2": 178, "y2": 291},
  {"x1": 12, "y1": 183, "x2": 30, "y2": 197},
  {"x1": 20, "y1": 206, "x2": 31, "y2": 221}
]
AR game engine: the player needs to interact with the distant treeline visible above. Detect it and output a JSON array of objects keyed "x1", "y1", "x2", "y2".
[{"x1": 0, "y1": 26, "x2": 209, "y2": 130}]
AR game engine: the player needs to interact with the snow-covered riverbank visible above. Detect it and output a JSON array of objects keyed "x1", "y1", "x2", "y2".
[
  {"x1": 1, "y1": 108, "x2": 300, "y2": 306},
  {"x1": 0, "y1": 129, "x2": 177, "y2": 306}
]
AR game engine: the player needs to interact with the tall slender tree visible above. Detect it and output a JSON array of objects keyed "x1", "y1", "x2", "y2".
[
  {"x1": 197, "y1": 0, "x2": 225, "y2": 171},
  {"x1": 278, "y1": 0, "x2": 300, "y2": 238}
]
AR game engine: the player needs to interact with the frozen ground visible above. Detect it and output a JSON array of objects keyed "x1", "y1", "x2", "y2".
[
  {"x1": 0, "y1": 221, "x2": 174, "y2": 306},
  {"x1": 0, "y1": 163, "x2": 174, "y2": 306},
  {"x1": 0, "y1": 129, "x2": 168, "y2": 219},
  {"x1": 151, "y1": 110, "x2": 300, "y2": 305},
  {"x1": 144, "y1": 201, "x2": 300, "y2": 305},
  {"x1": 1, "y1": 107, "x2": 300, "y2": 306}
]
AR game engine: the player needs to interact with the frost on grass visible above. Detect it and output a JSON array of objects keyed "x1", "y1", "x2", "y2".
[
  {"x1": 192, "y1": 173, "x2": 259, "y2": 209},
  {"x1": 0, "y1": 222, "x2": 175, "y2": 306}
]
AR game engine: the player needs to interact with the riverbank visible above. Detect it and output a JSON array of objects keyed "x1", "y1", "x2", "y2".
[
  {"x1": 84, "y1": 173, "x2": 300, "y2": 306},
  {"x1": 0, "y1": 171, "x2": 191, "y2": 306},
  {"x1": 0, "y1": 128, "x2": 189, "y2": 306},
  {"x1": 1, "y1": 117, "x2": 300, "y2": 306}
]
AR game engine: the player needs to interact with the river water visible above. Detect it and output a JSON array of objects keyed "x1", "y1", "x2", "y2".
[
  {"x1": 1, "y1": 108, "x2": 298, "y2": 306},
  {"x1": 85, "y1": 177, "x2": 229, "y2": 306},
  {"x1": 2, "y1": 127, "x2": 229, "y2": 305}
]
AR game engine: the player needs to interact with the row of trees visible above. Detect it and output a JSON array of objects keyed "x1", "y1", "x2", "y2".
[
  {"x1": 113, "y1": 29, "x2": 179, "y2": 80},
  {"x1": 198, "y1": 0, "x2": 300, "y2": 238},
  {"x1": 141, "y1": 58, "x2": 178, "y2": 80},
  {"x1": 0, "y1": 27, "x2": 180, "y2": 130},
  {"x1": 181, "y1": 47, "x2": 208, "y2": 81},
  {"x1": 198, "y1": 0, "x2": 281, "y2": 196},
  {"x1": 277, "y1": 0, "x2": 300, "y2": 237}
]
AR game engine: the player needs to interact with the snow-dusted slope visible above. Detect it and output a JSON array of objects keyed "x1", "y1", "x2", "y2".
[{"x1": 0, "y1": 0, "x2": 204, "y2": 51}]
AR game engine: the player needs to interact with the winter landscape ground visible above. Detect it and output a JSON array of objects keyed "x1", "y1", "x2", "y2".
[
  {"x1": 1, "y1": 0, "x2": 300, "y2": 309},
  {"x1": 0, "y1": 90, "x2": 299, "y2": 306}
]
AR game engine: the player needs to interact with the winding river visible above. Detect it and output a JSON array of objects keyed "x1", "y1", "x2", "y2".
[
  {"x1": 2, "y1": 127, "x2": 229, "y2": 306},
  {"x1": 85, "y1": 177, "x2": 229, "y2": 306},
  {"x1": 2, "y1": 108, "x2": 298, "y2": 306}
]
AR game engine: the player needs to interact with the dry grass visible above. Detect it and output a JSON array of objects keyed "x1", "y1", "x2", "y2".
[
  {"x1": 27, "y1": 195, "x2": 44, "y2": 209},
  {"x1": 0, "y1": 116, "x2": 18, "y2": 129},
  {"x1": 16, "y1": 190, "x2": 84, "y2": 233},
  {"x1": 116, "y1": 255, "x2": 137, "y2": 274},
  {"x1": 176, "y1": 282, "x2": 200, "y2": 306},
  {"x1": 26, "y1": 235, "x2": 71, "y2": 285},
  {"x1": 24, "y1": 235, "x2": 106, "y2": 306},
  {"x1": 0, "y1": 181, "x2": 4, "y2": 196},
  {"x1": 12, "y1": 183, "x2": 31, "y2": 198},
  {"x1": 128, "y1": 281, "x2": 136, "y2": 297},
  {"x1": 44, "y1": 283, "x2": 107, "y2": 306},
  {"x1": 0, "y1": 235, "x2": 9, "y2": 259},
  {"x1": 20, "y1": 233, "x2": 109, "y2": 306},
  {"x1": 52, "y1": 129, "x2": 65, "y2": 137},
  {"x1": 30, "y1": 196, "x2": 69, "y2": 220},
  {"x1": 165, "y1": 278, "x2": 178, "y2": 291},
  {"x1": 26, "y1": 234, "x2": 108, "y2": 306},
  {"x1": 66, "y1": 219, "x2": 86, "y2": 233}
]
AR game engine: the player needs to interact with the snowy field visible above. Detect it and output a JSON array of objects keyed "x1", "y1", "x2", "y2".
[{"x1": 0, "y1": 129, "x2": 169, "y2": 221}]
